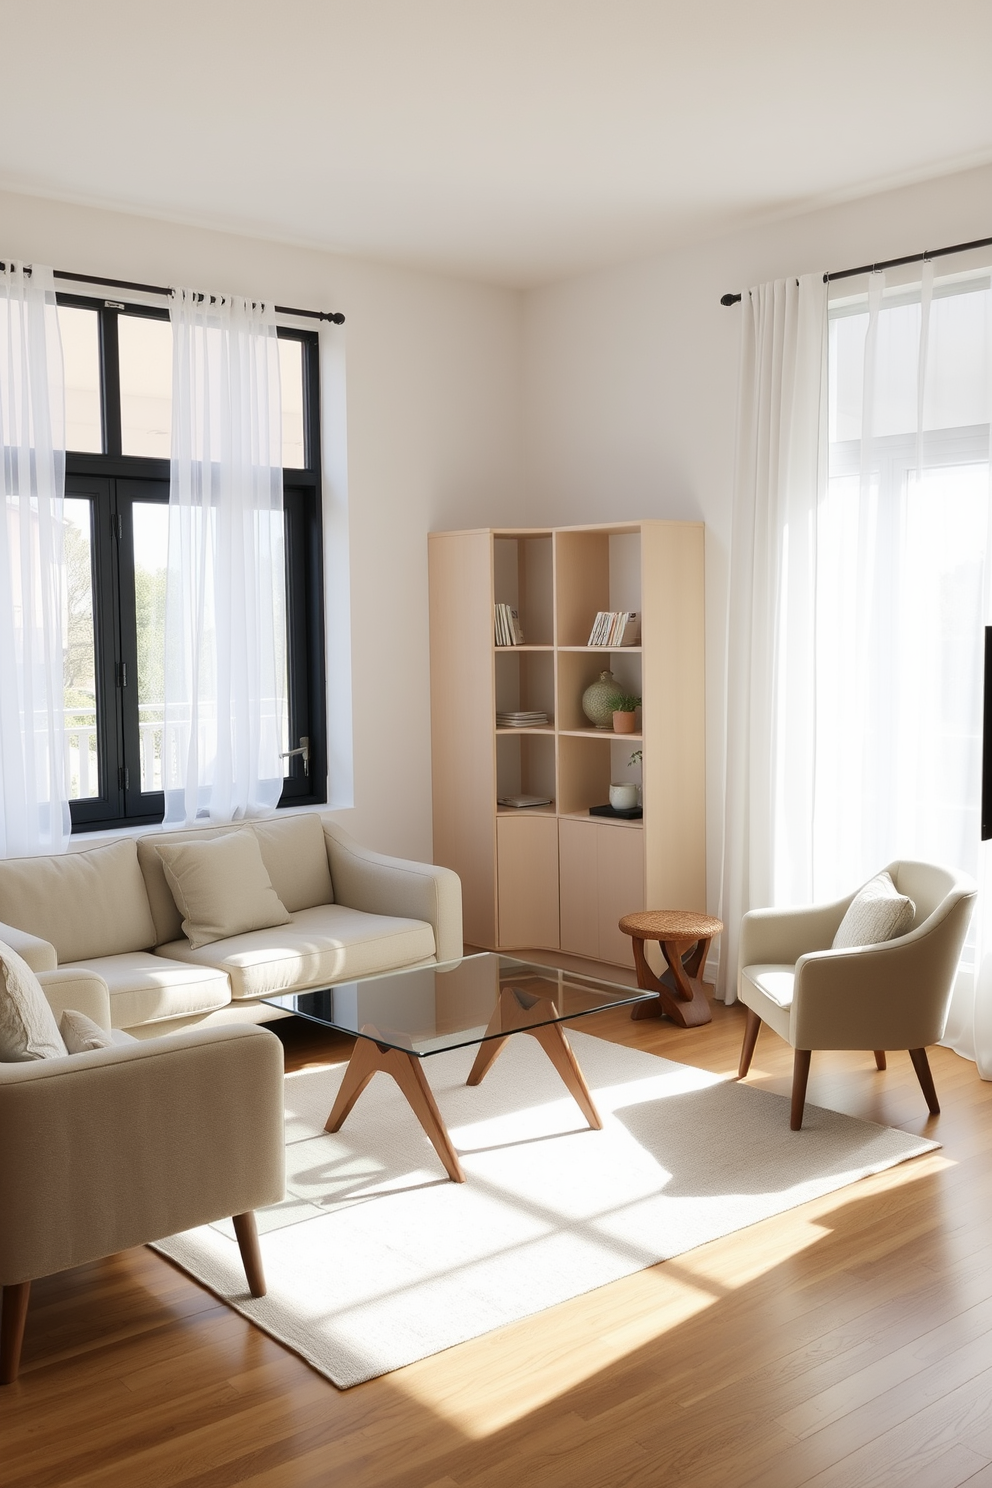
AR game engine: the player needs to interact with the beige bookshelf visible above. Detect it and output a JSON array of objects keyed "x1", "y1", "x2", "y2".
[{"x1": 428, "y1": 521, "x2": 705, "y2": 968}]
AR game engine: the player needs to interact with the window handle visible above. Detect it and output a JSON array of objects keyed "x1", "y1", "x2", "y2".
[{"x1": 280, "y1": 736, "x2": 310, "y2": 776}]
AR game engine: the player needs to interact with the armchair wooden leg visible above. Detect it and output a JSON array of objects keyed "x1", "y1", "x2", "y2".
[
  {"x1": 790, "y1": 1050, "x2": 812, "y2": 1131},
  {"x1": 232, "y1": 1213, "x2": 266, "y2": 1298},
  {"x1": 738, "y1": 1008, "x2": 761, "y2": 1079},
  {"x1": 874, "y1": 1050, "x2": 887, "y2": 1071},
  {"x1": 1, "y1": 1281, "x2": 31, "y2": 1385},
  {"x1": 909, "y1": 1048, "x2": 940, "y2": 1115}
]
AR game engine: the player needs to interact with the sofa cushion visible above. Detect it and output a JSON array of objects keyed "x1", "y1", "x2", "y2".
[
  {"x1": 138, "y1": 814, "x2": 334, "y2": 946},
  {"x1": 0, "y1": 838, "x2": 156, "y2": 963},
  {"x1": 0, "y1": 940, "x2": 67, "y2": 1061},
  {"x1": 156, "y1": 830, "x2": 292, "y2": 950},
  {"x1": 253, "y1": 814, "x2": 334, "y2": 910},
  {"x1": 156, "y1": 904, "x2": 436, "y2": 1000},
  {"x1": 64, "y1": 952, "x2": 232, "y2": 1030}
]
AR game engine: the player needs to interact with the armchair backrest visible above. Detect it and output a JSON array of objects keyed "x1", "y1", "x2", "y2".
[{"x1": 887, "y1": 860, "x2": 970, "y2": 931}]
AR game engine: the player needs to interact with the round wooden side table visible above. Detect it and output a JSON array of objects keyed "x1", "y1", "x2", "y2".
[{"x1": 618, "y1": 910, "x2": 723, "y2": 1028}]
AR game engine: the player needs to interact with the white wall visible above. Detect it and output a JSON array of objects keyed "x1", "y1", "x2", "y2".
[
  {"x1": 1, "y1": 189, "x2": 525, "y2": 860},
  {"x1": 521, "y1": 161, "x2": 992, "y2": 926}
]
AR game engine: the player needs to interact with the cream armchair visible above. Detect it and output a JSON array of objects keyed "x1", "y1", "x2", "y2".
[
  {"x1": 736, "y1": 861, "x2": 977, "y2": 1130},
  {"x1": 0, "y1": 971, "x2": 285, "y2": 1384}
]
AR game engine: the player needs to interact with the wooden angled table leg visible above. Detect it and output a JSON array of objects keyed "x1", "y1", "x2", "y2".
[
  {"x1": 325, "y1": 1025, "x2": 465, "y2": 1183},
  {"x1": 468, "y1": 985, "x2": 603, "y2": 1130}
]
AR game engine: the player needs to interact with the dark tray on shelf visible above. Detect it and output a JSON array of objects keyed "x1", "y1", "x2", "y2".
[{"x1": 589, "y1": 803, "x2": 643, "y2": 820}]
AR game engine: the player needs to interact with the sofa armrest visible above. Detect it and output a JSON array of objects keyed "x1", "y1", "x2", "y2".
[
  {"x1": 0, "y1": 1024, "x2": 285, "y2": 1287},
  {"x1": 739, "y1": 896, "x2": 852, "y2": 973},
  {"x1": 0, "y1": 920, "x2": 57, "y2": 974},
  {"x1": 37, "y1": 968, "x2": 113, "y2": 1030},
  {"x1": 322, "y1": 818, "x2": 463, "y2": 963}
]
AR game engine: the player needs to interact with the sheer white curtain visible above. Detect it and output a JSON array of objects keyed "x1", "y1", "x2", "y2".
[
  {"x1": 722, "y1": 260, "x2": 992, "y2": 1075},
  {"x1": 0, "y1": 262, "x2": 70, "y2": 855},
  {"x1": 162, "y1": 289, "x2": 287, "y2": 826},
  {"x1": 719, "y1": 274, "x2": 828, "y2": 998},
  {"x1": 824, "y1": 265, "x2": 992, "y2": 1073}
]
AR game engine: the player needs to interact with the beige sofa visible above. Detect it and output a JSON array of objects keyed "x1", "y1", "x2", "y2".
[{"x1": 0, "y1": 813, "x2": 462, "y2": 1038}]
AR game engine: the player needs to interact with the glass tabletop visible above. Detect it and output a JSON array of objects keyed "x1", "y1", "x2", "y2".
[{"x1": 261, "y1": 952, "x2": 658, "y2": 1057}]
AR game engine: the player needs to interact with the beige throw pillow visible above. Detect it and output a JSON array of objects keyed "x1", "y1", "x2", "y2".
[
  {"x1": 60, "y1": 1008, "x2": 115, "y2": 1053},
  {"x1": 832, "y1": 871, "x2": 916, "y2": 950},
  {"x1": 0, "y1": 939, "x2": 67, "y2": 1061},
  {"x1": 156, "y1": 830, "x2": 292, "y2": 950}
]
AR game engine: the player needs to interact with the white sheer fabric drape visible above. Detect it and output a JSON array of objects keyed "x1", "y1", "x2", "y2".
[
  {"x1": 722, "y1": 262, "x2": 992, "y2": 1075},
  {"x1": 0, "y1": 262, "x2": 70, "y2": 855},
  {"x1": 823, "y1": 265, "x2": 992, "y2": 1075},
  {"x1": 718, "y1": 275, "x2": 828, "y2": 999},
  {"x1": 162, "y1": 289, "x2": 287, "y2": 826}
]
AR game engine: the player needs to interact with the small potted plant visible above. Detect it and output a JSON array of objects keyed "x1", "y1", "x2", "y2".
[{"x1": 609, "y1": 693, "x2": 640, "y2": 734}]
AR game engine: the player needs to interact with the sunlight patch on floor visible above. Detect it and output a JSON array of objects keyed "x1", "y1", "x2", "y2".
[{"x1": 390, "y1": 1150, "x2": 955, "y2": 1438}]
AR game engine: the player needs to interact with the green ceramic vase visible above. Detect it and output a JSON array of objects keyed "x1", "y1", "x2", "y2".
[{"x1": 581, "y1": 670, "x2": 619, "y2": 729}]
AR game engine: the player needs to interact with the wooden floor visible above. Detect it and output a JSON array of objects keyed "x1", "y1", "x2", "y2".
[{"x1": 5, "y1": 984, "x2": 992, "y2": 1487}]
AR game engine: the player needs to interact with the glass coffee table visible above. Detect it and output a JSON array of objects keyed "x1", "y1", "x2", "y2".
[{"x1": 263, "y1": 953, "x2": 657, "y2": 1182}]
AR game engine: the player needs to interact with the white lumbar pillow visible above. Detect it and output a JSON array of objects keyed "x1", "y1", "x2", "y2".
[
  {"x1": 60, "y1": 1008, "x2": 116, "y2": 1053},
  {"x1": 156, "y1": 828, "x2": 292, "y2": 950},
  {"x1": 832, "y1": 871, "x2": 916, "y2": 950},
  {"x1": 0, "y1": 939, "x2": 67, "y2": 1061}
]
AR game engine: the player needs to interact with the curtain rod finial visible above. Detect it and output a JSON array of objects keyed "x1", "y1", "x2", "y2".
[{"x1": 720, "y1": 292, "x2": 742, "y2": 306}]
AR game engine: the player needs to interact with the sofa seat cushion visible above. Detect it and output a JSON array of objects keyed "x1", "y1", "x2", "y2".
[
  {"x1": 739, "y1": 963, "x2": 795, "y2": 1042},
  {"x1": 156, "y1": 904, "x2": 437, "y2": 1001},
  {"x1": 65, "y1": 952, "x2": 232, "y2": 1030}
]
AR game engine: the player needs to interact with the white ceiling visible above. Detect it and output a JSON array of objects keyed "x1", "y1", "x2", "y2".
[{"x1": 3, "y1": 0, "x2": 992, "y2": 286}]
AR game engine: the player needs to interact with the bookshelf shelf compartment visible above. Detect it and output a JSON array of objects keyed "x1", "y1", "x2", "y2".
[{"x1": 429, "y1": 521, "x2": 705, "y2": 966}]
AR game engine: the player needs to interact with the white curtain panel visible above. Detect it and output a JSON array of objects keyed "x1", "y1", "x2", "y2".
[
  {"x1": 718, "y1": 275, "x2": 828, "y2": 1000},
  {"x1": 162, "y1": 289, "x2": 287, "y2": 826},
  {"x1": 723, "y1": 261, "x2": 992, "y2": 1074},
  {"x1": 823, "y1": 265, "x2": 992, "y2": 1074},
  {"x1": 0, "y1": 262, "x2": 70, "y2": 856}
]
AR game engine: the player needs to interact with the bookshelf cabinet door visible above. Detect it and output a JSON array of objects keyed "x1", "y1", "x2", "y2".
[
  {"x1": 558, "y1": 819, "x2": 601, "y2": 958},
  {"x1": 559, "y1": 818, "x2": 642, "y2": 965},
  {"x1": 597, "y1": 824, "x2": 643, "y2": 966},
  {"x1": 497, "y1": 815, "x2": 560, "y2": 949}
]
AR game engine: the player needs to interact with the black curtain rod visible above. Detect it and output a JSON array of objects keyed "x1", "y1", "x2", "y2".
[
  {"x1": 0, "y1": 262, "x2": 345, "y2": 323},
  {"x1": 719, "y1": 232, "x2": 992, "y2": 306}
]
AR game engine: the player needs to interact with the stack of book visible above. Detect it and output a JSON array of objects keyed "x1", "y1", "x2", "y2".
[
  {"x1": 587, "y1": 611, "x2": 640, "y2": 646},
  {"x1": 496, "y1": 710, "x2": 549, "y2": 727},
  {"x1": 494, "y1": 604, "x2": 524, "y2": 645}
]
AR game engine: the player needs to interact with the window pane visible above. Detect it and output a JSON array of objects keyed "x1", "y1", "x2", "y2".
[
  {"x1": 63, "y1": 498, "x2": 99, "y2": 798},
  {"x1": 132, "y1": 502, "x2": 168, "y2": 792},
  {"x1": 119, "y1": 315, "x2": 173, "y2": 457},
  {"x1": 279, "y1": 338, "x2": 306, "y2": 467},
  {"x1": 58, "y1": 306, "x2": 102, "y2": 453}
]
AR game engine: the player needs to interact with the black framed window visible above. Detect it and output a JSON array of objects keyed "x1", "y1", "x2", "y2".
[{"x1": 59, "y1": 295, "x2": 326, "y2": 831}]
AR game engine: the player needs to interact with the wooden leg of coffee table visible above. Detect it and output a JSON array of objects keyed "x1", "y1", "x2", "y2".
[
  {"x1": 325, "y1": 1030, "x2": 465, "y2": 1183},
  {"x1": 467, "y1": 986, "x2": 603, "y2": 1130},
  {"x1": 527, "y1": 1021, "x2": 603, "y2": 1130}
]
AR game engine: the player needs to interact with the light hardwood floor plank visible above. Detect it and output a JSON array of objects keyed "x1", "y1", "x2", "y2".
[{"x1": 4, "y1": 995, "x2": 992, "y2": 1487}]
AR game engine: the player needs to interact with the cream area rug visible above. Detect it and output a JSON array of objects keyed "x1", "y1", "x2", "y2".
[{"x1": 154, "y1": 1030, "x2": 938, "y2": 1388}]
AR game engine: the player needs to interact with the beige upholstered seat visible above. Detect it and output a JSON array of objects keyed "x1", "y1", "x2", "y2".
[
  {"x1": 0, "y1": 972, "x2": 285, "y2": 1384},
  {"x1": 737, "y1": 860, "x2": 977, "y2": 1130}
]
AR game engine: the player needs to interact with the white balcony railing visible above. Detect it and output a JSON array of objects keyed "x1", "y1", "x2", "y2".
[{"x1": 65, "y1": 705, "x2": 164, "y2": 800}]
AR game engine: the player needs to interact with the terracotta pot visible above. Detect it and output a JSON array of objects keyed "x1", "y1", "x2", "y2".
[{"x1": 612, "y1": 710, "x2": 637, "y2": 734}]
